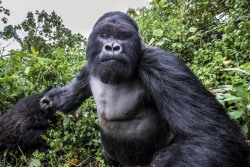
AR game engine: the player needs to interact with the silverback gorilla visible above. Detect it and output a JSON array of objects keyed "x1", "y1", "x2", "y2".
[
  {"x1": 40, "y1": 11, "x2": 250, "y2": 166},
  {"x1": 0, "y1": 88, "x2": 55, "y2": 153}
]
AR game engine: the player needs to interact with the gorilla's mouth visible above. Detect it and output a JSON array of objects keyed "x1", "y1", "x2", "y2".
[
  {"x1": 100, "y1": 58, "x2": 120, "y2": 62},
  {"x1": 100, "y1": 56, "x2": 126, "y2": 64},
  {"x1": 100, "y1": 58, "x2": 125, "y2": 63}
]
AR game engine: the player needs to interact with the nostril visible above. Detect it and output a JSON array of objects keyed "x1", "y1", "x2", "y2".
[
  {"x1": 103, "y1": 43, "x2": 122, "y2": 53},
  {"x1": 113, "y1": 45, "x2": 120, "y2": 52},
  {"x1": 105, "y1": 45, "x2": 112, "y2": 51}
]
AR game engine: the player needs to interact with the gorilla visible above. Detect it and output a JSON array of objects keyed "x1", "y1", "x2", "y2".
[
  {"x1": 40, "y1": 11, "x2": 249, "y2": 166},
  {"x1": 0, "y1": 88, "x2": 55, "y2": 153}
]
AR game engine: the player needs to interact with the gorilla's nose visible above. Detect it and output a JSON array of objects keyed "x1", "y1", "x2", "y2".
[{"x1": 103, "y1": 42, "x2": 122, "y2": 55}]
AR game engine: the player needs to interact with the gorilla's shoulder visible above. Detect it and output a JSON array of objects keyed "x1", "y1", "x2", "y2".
[
  {"x1": 142, "y1": 47, "x2": 177, "y2": 59},
  {"x1": 140, "y1": 47, "x2": 184, "y2": 69}
]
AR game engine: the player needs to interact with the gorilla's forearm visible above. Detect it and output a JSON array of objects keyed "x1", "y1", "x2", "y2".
[{"x1": 42, "y1": 65, "x2": 92, "y2": 113}]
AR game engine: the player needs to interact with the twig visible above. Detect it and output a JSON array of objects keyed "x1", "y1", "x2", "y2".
[
  {"x1": 0, "y1": 42, "x2": 13, "y2": 57},
  {"x1": 18, "y1": 146, "x2": 28, "y2": 164},
  {"x1": 220, "y1": 68, "x2": 247, "y2": 74},
  {"x1": 34, "y1": 22, "x2": 42, "y2": 37},
  {"x1": 210, "y1": 88, "x2": 232, "y2": 94}
]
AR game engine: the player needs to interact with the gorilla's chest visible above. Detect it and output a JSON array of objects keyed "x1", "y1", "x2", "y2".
[
  {"x1": 90, "y1": 76, "x2": 145, "y2": 121},
  {"x1": 90, "y1": 76, "x2": 159, "y2": 139}
]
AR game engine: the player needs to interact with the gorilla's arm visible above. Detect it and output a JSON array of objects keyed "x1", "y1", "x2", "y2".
[
  {"x1": 138, "y1": 48, "x2": 243, "y2": 166},
  {"x1": 138, "y1": 48, "x2": 226, "y2": 134},
  {"x1": 41, "y1": 65, "x2": 92, "y2": 112}
]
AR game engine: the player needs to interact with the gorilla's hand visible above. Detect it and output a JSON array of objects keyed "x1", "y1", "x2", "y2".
[
  {"x1": 40, "y1": 96, "x2": 53, "y2": 110},
  {"x1": 39, "y1": 79, "x2": 92, "y2": 113},
  {"x1": 39, "y1": 87, "x2": 68, "y2": 111}
]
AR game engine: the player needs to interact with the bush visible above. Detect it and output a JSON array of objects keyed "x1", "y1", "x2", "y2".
[{"x1": 0, "y1": 48, "x2": 104, "y2": 166}]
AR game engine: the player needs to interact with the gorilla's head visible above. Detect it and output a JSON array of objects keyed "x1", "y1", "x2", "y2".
[{"x1": 86, "y1": 11, "x2": 143, "y2": 84}]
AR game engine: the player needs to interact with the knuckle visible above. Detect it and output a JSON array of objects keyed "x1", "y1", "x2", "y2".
[{"x1": 40, "y1": 97, "x2": 53, "y2": 109}]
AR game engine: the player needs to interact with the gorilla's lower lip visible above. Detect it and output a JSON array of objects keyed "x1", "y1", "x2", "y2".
[
  {"x1": 99, "y1": 53, "x2": 127, "y2": 63},
  {"x1": 100, "y1": 58, "x2": 125, "y2": 63}
]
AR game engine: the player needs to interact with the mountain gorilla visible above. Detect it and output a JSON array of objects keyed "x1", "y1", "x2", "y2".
[{"x1": 40, "y1": 11, "x2": 249, "y2": 166}]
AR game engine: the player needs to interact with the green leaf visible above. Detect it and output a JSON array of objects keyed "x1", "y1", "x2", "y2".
[
  {"x1": 153, "y1": 29, "x2": 163, "y2": 37},
  {"x1": 63, "y1": 115, "x2": 70, "y2": 127},
  {"x1": 31, "y1": 46, "x2": 36, "y2": 54},
  {"x1": 148, "y1": 38, "x2": 155, "y2": 46},
  {"x1": 219, "y1": 93, "x2": 242, "y2": 102},
  {"x1": 29, "y1": 159, "x2": 41, "y2": 167},
  {"x1": 233, "y1": 83, "x2": 250, "y2": 103},
  {"x1": 228, "y1": 110, "x2": 244, "y2": 120},
  {"x1": 62, "y1": 164, "x2": 70, "y2": 167},
  {"x1": 246, "y1": 104, "x2": 250, "y2": 110},
  {"x1": 188, "y1": 35, "x2": 196, "y2": 40},
  {"x1": 37, "y1": 57, "x2": 46, "y2": 64},
  {"x1": 25, "y1": 66, "x2": 30, "y2": 74},
  {"x1": 188, "y1": 27, "x2": 197, "y2": 33},
  {"x1": 241, "y1": 123, "x2": 248, "y2": 135},
  {"x1": 41, "y1": 135, "x2": 48, "y2": 141},
  {"x1": 155, "y1": 40, "x2": 165, "y2": 46}
]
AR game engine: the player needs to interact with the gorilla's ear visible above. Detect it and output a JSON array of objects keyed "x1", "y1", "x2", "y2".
[{"x1": 139, "y1": 32, "x2": 147, "y2": 49}]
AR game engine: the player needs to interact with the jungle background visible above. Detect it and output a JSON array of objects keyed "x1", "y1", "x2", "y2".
[{"x1": 0, "y1": 0, "x2": 249, "y2": 166}]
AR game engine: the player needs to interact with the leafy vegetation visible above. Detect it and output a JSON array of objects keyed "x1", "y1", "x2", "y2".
[
  {"x1": 0, "y1": 0, "x2": 249, "y2": 166},
  {"x1": 1, "y1": 10, "x2": 86, "y2": 54}
]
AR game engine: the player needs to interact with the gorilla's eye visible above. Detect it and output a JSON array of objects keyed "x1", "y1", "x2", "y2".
[{"x1": 100, "y1": 33, "x2": 110, "y2": 39}]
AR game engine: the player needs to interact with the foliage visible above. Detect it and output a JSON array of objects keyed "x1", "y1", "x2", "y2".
[
  {"x1": 0, "y1": 1, "x2": 10, "y2": 24},
  {"x1": 216, "y1": 82, "x2": 250, "y2": 138},
  {"x1": 0, "y1": 10, "x2": 86, "y2": 54},
  {"x1": 0, "y1": 0, "x2": 249, "y2": 166},
  {"x1": 0, "y1": 47, "x2": 86, "y2": 112},
  {"x1": 0, "y1": 47, "x2": 105, "y2": 166},
  {"x1": 0, "y1": 0, "x2": 10, "y2": 56}
]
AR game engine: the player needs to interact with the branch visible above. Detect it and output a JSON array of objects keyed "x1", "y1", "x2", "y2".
[
  {"x1": 34, "y1": 22, "x2": 42, "y2": 37},
  {"x1": 0, "y1": 42, "x2": 13, "y2": 57},
  {"x1": 210, "y1": 87, "x2": 232, "y2": 94},
  {"x1": 220, "y1": 68, "x2": 247, "y2": 74}
]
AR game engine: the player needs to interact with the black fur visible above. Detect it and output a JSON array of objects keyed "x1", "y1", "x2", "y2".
[
  {"x1": 41, "y1": 11, "x2": 250, "y2": 166},
  {"x1": 139, "y1": 48, "x2": 250, "y2": 166},
  {"x1": 0, "y1": 88, "x2": 55, "y2": 153},
  {"x1": 100, "y1": 124, "x2": 169, "y2": 166}
]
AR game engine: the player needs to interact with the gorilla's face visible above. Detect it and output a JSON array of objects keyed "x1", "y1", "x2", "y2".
[{"x1": 86, "y1": 12, "x2": 142, "y2": 84}]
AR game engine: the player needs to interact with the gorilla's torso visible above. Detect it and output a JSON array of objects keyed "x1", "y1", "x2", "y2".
[
  {"x1": 90, "y1": 76, "x2": 163, "y2": 139},
  {"x1": 90, "y1": 76, "x2": 170, "y2": 165}
]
